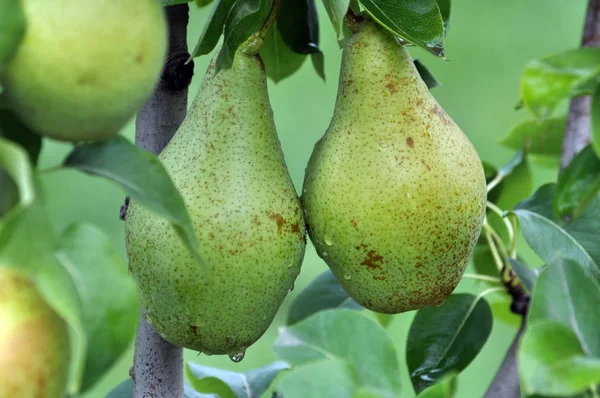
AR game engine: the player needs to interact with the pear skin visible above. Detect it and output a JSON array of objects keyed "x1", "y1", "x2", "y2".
[
  {"x1": 1, "y1": 0, "x2": 167, "y2": 142},
  {"x1": 303, "y1": 21, "x2": 487, "y2": 314},
  {"x1": 125, "y1": 49, "x2": 306, "y2": 356},
  {"x1": 0, "y1": 268, "x2": 70, "y2": 397}
]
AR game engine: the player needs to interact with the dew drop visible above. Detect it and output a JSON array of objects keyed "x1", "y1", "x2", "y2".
[
  {"x1": 289, "y1": 282, "x2": 295, "y2": 292},
  {"x1": 324, "y1": 236, "x2": 334, "y2": 246},
  {"x1": 344, "y1": 274, "x2": 352, "y2": 280},
  {"x1": 229, "y1": 351, "x2": 245, "y2": 363},
  {"x1": 377, "y1": 143, "x2": 388, "y2": 152}
]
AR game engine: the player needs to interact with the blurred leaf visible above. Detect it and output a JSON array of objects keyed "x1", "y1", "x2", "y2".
[
  {"x1": 521, "y1": 48, "x2": 600, "y2": 118},
  {"x1": 311, "y1": 52, "x2": 325, "y2": 81},
  {"x1": 554, "y1": 146, "x2": 600, "y2": 220},
  {"x1": 186, "y1": 361, "x2": 289, "y2": 398},
  {"x1": 58, "y1": 223, "x2": 138, "y2": 392},
  {"x1": 375, "y1": 313, "x2": 394, "y2": 328},
  {"x1": 496, "y1": 151, "x2": 532, "y2": 210},
  {"x1": 519, "y1": 320, "x2": 600, "y2": 396},
  {"x1": 106, "y1": 379, "x2": 132, "y2": 398},
  {"x1": 0, "y1": 202, "x2": 86, "y2": 393},
  {"x1": 190, "y1": 0, "x2": 235, "y2": 58},
  {"x1": 216, "y1": 0, "x2": 273, "y2": 70},
  {"x1": 414, "y1": 60, "x2": 440, "y2": 90},
  {"x1": 0, "y1": 169, "x2": 18, "y2": 217},
  {"x1": 321, "y1": 0, "x2": 350, "y2": 41},
  {"x1": 0, "y1": 137, "x2": 34, "y2": 207},
  {"x1": 0, "y1": 110, "x2": 42, "y2": 165},
  {"x1": 274, "y1": 360, "x2": 355, "y2": 398},
  {"x1": 0, "y1": 0, "x2": 25, "y2": 67},
  {"x1": 500, "y1": 117, "x2": 565, "y2": 156},
  {"x1": 508, "y1": 258, "x2": 541, "y2": 293},
  {"x1": 435, "y1": 0, "x2": 451, "y2": 36},
  {"x1": 592, "y1": 89, "x2": 600, "y2": 158},
  {"x1": 418, "y1": 374, "x2": 457, "y2": 398},
  {"x1": 63, "y1": 136, "x2": 206, "y2": 275},
  {"x1": 196, "y1": 0, "x2": 215, "y2": 6},
  {"x1": 278, "y1": 0, "x2": 320, "y2": 54},
  {"x1": 406, "y1": 293, "x2": 493, "y2": 393},
  {"x1": 359, "y1": 0, "x2": 445, "y2": 57},
  {"x1": 512, "y1": 184, "x2": 600, "y2": 281},
  {"x1": 287, "y1": 270, "x2": 362, "y2": 325},
  {"x1": 260, "y1": 24, "x2": 307, "y2": 83},
  {"x1": 185, "y1": 382, "x2": 220, "y2": 398},
  {"x1": 490, "y1": 300, "x2": 521, "y2": 327},
  {"x1": 275, "y1": 309, "x2": 401, "y2": 395},
  {"x1": 528, "y1": 257, "x2": 600, "y2": 357}
]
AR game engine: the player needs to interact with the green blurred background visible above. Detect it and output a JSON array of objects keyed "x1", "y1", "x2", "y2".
[{"x1": 36, "y1": 1, "x2": 587, "y2": 397}]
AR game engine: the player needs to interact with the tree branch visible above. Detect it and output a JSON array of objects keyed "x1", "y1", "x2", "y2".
[
  {"x1": 486, "y1": 1, "x2": 600, "y2": 396},
  {"x1": 131, "y1": 4, "x2": 193, "y2": 398}
]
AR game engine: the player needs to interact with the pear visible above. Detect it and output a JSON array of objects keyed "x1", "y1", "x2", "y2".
[
  {"x1": 303, "y1": 21, "x2": 487, "y2": 314},
  {"x1": 0, "y1": 267, "x2": 70, "y2": 397},
  {"x1": 125, "y1": 47, "x2": 306, "y2": 356},
  {"x1": 1, "y1": 0, "x2": 167, "y2": 142}
]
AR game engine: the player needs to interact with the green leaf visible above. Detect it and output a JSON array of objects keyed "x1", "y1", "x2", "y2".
[
  {"x1": 500, "y1": 117, "x2": 566, "y2": 156},
  {"x1": 278, "y1": 0, "x2": 320, "y2": 54},
  {"x1": 521, "y1": 48, "x2": 600, "y2": 118},
  {"x1": 0, "y1": 0, "x2": 26, "y2": 67},
  {"x1": 519, "y1": 320, "x2": 600, "y2": 396},
  {"x1": 554, "y1": 145, "x2": 600, "y2": 220},
  {"x1": 0, "y1": 137, "x2": 34, "y2": 207},
  {"x1": 508, "y1": 258, "x2": 541, "y2": 293},
  {"x1": 418, "y1": 374, "x2": 457, "y2": 398},
  {"x1": 106, "y1": 379, "x2": 132, "y2": 398},
  {"x1": 358, "y1": 0, "x2": 445, "y2": 57},
  {"x1": 287, "y1": 270, "x2": 362, "y2": 325},
  {"x1": 0, "y1": 202, "x2": 86, "y2": 394},
  {"x1": 406, "y1": 293, "x2": 493, "y2": 393},
  {"x1": 196, "y1": 0, "x2": 215, "y2": 6},
  {"x1": 496, "y1": 150, "x2": 532, "y2": 210},
  {"x1": 190, "y1": 0, "x2": 236, "y2": 58},
  {"x1": 592, "y1": 89, "x2": 600, "y2": 158},
  {"x1": 57, "y1": 223, "x2": 138, "y2": 393},
  {"x1": 63, "y1": 136, "x2": 206, "y2": 275},
  {"x1": 512, "y1": 184, "x2": 600, "y2": 281},
  {"x1": 321, "y1": 0, "x2": 350, "y2": 41},
  {"x1": 260, "y1": 24, "x2": 307, "y2": 83},
  {"x1": 414, "y1": 60, "x2": 440, "y2": 90},
  {"x1": 435, "y1": 0, "x2": 451, "y2": 36},
  {"x1": 471, "y1": 244, "x2": 499, "y2": 278},
  {"x1": 186, "y1": 361, "x2": 289, "y2": 398},
  {"x1": 216, "y1": 0, "x2": 273, "y2": 71},
  {"x1": 275, "y1": 309, "x2": 401, "y2": 395},
  {"x1": 0, "y1": 169, "x2": 18, "y2": 217},
  {"x1": 0, "y1": 110, "x2": 42, "y2": 165},
  {"x1": 311, "y1": 52, "x2": 325, "y2": 80},
  {"x1": 528, "y1": 257, "x2": 600, "y2": 357},
  {"x1": 274, "y1": 360, "x2": 355, "y2": 398}
]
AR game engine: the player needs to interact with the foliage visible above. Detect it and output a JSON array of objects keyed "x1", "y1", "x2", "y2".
[{"x1": 1, "y1": 0, "x2": 599, "y2": 397}]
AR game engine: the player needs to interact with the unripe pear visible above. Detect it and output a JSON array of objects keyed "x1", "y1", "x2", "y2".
[
  {"x1": 0, "y1": 267, "x2": 70, "y2": 397},
  {"x1": 126, "y1": 47, "x2": 306, "y2": 356},
  {"x1": 1, "y1": 0, "x2": 167, "y2": 142},
  {"x1": 303, "y1": 21, "x2": 487, "y2": 314}
]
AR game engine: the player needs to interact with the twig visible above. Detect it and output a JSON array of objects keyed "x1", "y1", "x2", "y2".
[
  {"x1": 486, "y1": 1, "x2": 600, "y2": 396},
  {"x1": 131, "y1": 4, "x2": 194, "y2": 398}
]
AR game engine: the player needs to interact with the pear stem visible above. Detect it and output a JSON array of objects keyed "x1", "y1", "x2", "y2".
[
  {"x1": 344, "y1": 9, "x2": 365, "y2": 33},
  {"x1": 240, "y1": 0, "x2": 281, "y2": 55},
  {"x1": 485, "y1": 201, "x2": 517, "y2": 258},
  {"x1": 463, "y1": 273, "x2": 503, "y2": 284}
]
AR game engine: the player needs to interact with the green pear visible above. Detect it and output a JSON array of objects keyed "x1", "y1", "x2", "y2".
[
  {"x1": 0, "y1": 267, "x2": 70, "y2": 397},
  {"x1": 303, "y1": 21, "x2": 487, "y2": 314},
  {"x1": 1, "y1": 0, "x2": 167, "y2": 142},
  {"x1": 125, "y1": 47, "x2": 306, "y2": 356}
]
